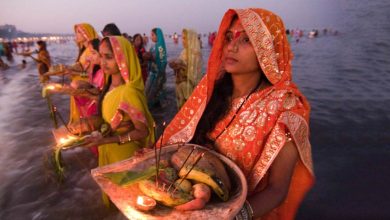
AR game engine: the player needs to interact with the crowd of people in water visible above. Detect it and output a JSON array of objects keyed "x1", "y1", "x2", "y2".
[
  {"x1": 0, "y1": 25, "x2": 338, "y2": 72},
  {"x1": 0, "y1": 8, "x2": 341, "y2": 219}
]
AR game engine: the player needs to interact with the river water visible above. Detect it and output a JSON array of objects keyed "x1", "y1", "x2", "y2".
[{"x1": 1, "y1": 1, "x2": 390, "y2": 219}]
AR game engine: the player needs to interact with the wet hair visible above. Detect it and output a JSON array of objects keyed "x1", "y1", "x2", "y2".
[
  {"x1": 191, "y1": 70, "x2": 268, "y2": 147},
  {"x1": 191, "y1": 73, "x2": 234, "y2": 146},
  {"x1": 89, "y1": 38, "x2": 100, "y2": 51},
  {"x1": 89, "y1": 38, "x2": 101, "y2": 78},
  {"x1": 101, "y1": 23, "x2": 121, "y2": 36},
  {"x1": 76, "y1": 45, "x2": 85, "y2": 63},
  {"x1": 97, "y1": 37, "x2": 113, "y2": 116}
]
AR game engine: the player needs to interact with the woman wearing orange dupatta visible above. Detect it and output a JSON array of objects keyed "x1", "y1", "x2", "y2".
[{"x1": 159, "y1": 9, "x2": 314, "y2": 219}]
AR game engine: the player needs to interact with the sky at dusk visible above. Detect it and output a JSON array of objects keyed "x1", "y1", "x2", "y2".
[{"x1": 0, "y1": 0, "x2": 343, "y2": 35}]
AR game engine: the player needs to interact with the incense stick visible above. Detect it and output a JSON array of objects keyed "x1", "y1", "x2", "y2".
[
  {"x1": 153, "y1": 122, "x2": 158, "y2": 186},
  {"x1": 166, "y1": 146, "x2": 196, "y2": 192},
  {"x1": 156, "y1": 122, "x2": 166, "y2": 187},
  {"x1": 53, "y1": 105, "x2": 71, "y2": 133}
]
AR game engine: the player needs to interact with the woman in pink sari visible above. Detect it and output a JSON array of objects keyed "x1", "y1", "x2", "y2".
[
  {"x1": 68, "y1": 39, "x2": 105, "y2": 132},
  {"x1": 159, "y1": 8, "x2": 314, "y2": 219},
  {"x1": 63, "y1": 39, "x2": 105, "y2": 155}
]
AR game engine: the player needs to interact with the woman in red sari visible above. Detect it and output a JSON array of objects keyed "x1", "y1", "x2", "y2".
[{"x1": 159, "y1": 8, "x2": 314, "y2": 219}]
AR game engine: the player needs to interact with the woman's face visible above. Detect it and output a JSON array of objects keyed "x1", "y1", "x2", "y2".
[
  {"x1": 75, "y1": 28, "x2": 86, "y2": 44},
  {"x1": 99, "y1": 41, "x2": 119, "y2": 75},
  {"x1": 222, "y1": 19, "x2": 259, "y2": 75},
  {"x1": 151, "y1": 31, "x2": 157, "y2": 43},
  {"x1": 182, "y1": 32, "x2": 187, "y2": 48},
  {"x1": 134, "y1": 36, "x2": 143, "y2": 47},
  {"x1": 88, "y1": 44, "x2": 101, "y2": 65}
]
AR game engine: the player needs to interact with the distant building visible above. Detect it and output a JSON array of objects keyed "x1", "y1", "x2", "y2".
[{"x1": 0, "y1": 24, "x2": 17, "y2": 38}]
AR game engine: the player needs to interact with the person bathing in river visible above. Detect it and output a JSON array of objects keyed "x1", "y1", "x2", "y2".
[{"x1": 26, "y1": 40, "x2": 51, "y2": 83}]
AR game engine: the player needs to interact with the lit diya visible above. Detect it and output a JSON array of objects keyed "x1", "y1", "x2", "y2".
[
  {"x1": 135, "y1": 195, "x2": 157, "y2": 211},
  {"x1": 50, "y1": 124, "x2": 110, "y2": 181},
  {"x1": 42, "y1": 83, "x2": 63, "y2": 97}
]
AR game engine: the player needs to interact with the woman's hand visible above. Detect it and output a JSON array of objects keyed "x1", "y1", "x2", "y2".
[
  {"x1": 83, "y1": 132, "x2": 106, "y2": 148},
  {"x1": 68, "y1": 119, "x2": 94, "y2": 135}
]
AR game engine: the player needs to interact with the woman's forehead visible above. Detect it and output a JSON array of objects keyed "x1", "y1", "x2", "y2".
[
  {"x1": 229, "y1": 19, "x2": 243, "y2": 29},
  {"x1": 99, "y1": 42, "x2": 111, "y2": 52},
  {"x1": 227, "y1": 19, "x2": 245, "y2": 34}
]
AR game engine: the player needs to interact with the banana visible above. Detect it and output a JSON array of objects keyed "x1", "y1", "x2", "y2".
[
  {"x1": 171, "y1": 146, "x2": 231, "y2": 201},
  {"x1": 178, "y1": 166, "x2": 230, "y2": 201},
  {"x1": 138, "y1": 179, "x2": 193, "y2": 207}
]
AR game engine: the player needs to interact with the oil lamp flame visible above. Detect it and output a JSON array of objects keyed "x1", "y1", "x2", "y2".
[
  {"x1": 58, "y1": 135, "x2": 77, "y2": 146},
  {"x1": 135, "y1": 195, "x2": 156, "y2": 211},
  {"x1": 46, "y1": 83, "x2": 62, "y2": 91}
]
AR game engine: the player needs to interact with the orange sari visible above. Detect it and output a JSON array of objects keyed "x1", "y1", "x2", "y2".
[{"x1": 159, "y1": 8, "x2": 314, "y2": 220}]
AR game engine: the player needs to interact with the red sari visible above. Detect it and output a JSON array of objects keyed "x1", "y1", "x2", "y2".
[{"x1": 159, "y1": 8, "x2": 314, "y2": 220}]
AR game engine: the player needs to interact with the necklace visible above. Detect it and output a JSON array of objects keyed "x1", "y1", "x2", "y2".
[{"x1": 214, "y1": 79, "x2": 263, "y2": 140}]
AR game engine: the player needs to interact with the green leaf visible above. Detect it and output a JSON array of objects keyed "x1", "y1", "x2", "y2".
[{"x1": 104, "y1": 166, "x2": 158, "y2": 187}]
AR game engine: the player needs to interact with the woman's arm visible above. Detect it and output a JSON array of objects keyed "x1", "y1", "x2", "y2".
[
  {"x1": 118, "y1": 120, "x2": 149, "y2": 144},
  {"x1": 84, "y1": 117, "x2": 149, "y2": 147},
  {"x1": 247, "y1": 140, "x2": 299, "y2": 218}
]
